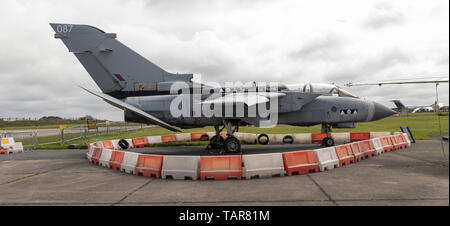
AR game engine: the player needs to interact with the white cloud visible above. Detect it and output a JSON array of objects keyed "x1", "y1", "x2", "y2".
[{"x1": 0, "y1": 0, "x2": 448, "y2": 121}]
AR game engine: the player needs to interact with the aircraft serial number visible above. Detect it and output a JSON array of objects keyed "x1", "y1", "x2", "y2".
[{"x1": 56, "y1": 24, "x2": 73, "y2": 33}]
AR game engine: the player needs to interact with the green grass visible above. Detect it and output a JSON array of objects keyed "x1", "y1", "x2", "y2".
[{"x1": 24, "y1": 112, "x2": 448, "y2": 150}]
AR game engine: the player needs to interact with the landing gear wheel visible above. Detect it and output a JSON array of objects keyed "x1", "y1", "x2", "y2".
[
  {"x1": 224, "y1": 136, "x2": 241, "y2": 153},
  {"x1": 209, "y1": 135, "x2": 224, "y2": 149},
  {"x1": 322, "y1": 137, "x2": 335, "y2": 147}
]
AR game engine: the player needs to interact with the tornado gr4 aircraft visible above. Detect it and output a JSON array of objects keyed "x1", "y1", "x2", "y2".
[{"x1": 50, "y1": 23, "x2": 395, "y2": 153}]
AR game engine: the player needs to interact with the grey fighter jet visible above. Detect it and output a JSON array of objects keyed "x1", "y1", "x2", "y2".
[{"x1": 50, "y1": 23, "x2": 396, "y2": 153}]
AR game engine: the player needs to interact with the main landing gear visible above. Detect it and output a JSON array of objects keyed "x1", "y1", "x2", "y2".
[
  {"x1": 207, "y1": 120, "x2": 242, "y2": 154},
  {"x1": 321, "y1": 123, "x2": 335, "y2": 147}
]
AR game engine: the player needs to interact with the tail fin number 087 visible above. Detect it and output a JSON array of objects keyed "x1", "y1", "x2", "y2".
[{"x1": 56, "y1": 24, "x2": 73, "y2": 33}]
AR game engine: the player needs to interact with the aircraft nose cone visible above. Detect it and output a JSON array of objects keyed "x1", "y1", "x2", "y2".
[{"x1": 372, "y1": 102, "x2": 397, "y2": 121}]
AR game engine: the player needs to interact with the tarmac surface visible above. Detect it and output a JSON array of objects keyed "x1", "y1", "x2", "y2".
[{"x1": 0, "y1": 140, "x2": 448, "y2": 206}]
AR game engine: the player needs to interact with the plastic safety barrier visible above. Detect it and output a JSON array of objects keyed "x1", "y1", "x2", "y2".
[
  {"x1": 125, "y1": 139, "x2": 134, "y2": 148},
  {"x1": 132, "y1": 137, "x2": 149, "y2": 148},
  {"x1": 379, "y1": 136, "x2": 394, "y2": 152},
  {"x1": 350, "y1": 132, "x2": 370, "y2": 142},
  {"x1": 292, "y1": 133, "x2": 312, "y2": 144},
  {"x1": 0, "y1": 148, "x2": 6, "y2": 155},
  {"x1": 350, "y1": 142, "x2": 365, "y2": 162},
  {"x1": 86, "y1": 144, "x2": 95, "y2": 161},
  {"x1": 371, "y1": 138, "x2": 384, "y2": 155},
  {"x1": 109, "y1": 150, "x2": 125, "y2": 171},
  {"x1": 135, "y1": 154, "x2": 164, "y2": 178},
  {"x1": 161, "y1": 135, "x2": 177, "y2": 143},
  {"x1": 99, "y1": 149, "x2": 113, "y2": 168},
  {"x1": 91, "y1": 147, "x2": 103, "y2": 165},
  {"x1": 392, "y1": 134, "x2": 408, "y2": 149},
  {"x1": 314, "y1": 147, "x2": 340, "y2": 171},
  {"x1": 147, "y1": 136, "x2": 163, "y2": 144},
  {"x1": 312, "y1": 133, "x2": 327, "y2": 144},
  {"x1": 357, "y1": 140, "x2": 376, "y2": 158},
  {"x1": 111, "y1": 139, "x2": 121, "y2": 149},
  {"x1": 242, "y1": 153, "x2": 285, "y2": 179},
  {"x1": 334, "y1": 144, "x2": 355, "y2": 166},
  {"x1": 190, "y1": 132, "x2": 208, "y2": 141},
  {"x1": 331, "y1": 132, "x2": 350, "y2": 144},
  {"x1": 121, "y1": 152, "x2": 140, "y2": 174},
  {"x1": 102, "y1": 140, "x2": 115, "y2": 149},
  {"x1": 161, "y1": 155, "x2": 200, "y2": 180},
  {"x1": 234, "y1": 133, "x2": 257, "y2": 144},
  {"x1": 370, "y1": 132, "x2": 391, "y2": 138},
  {"x1": 200, "y1": 155, "x2": 242, "y2": 180},
  {"x1": 175, "y1": 133, "x2": 191, "y2": 142},
  {"x1": 282, "y1": 150, "x2": 319, "y2": 176}
]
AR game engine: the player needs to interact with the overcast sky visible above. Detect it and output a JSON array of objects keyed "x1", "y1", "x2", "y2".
[{"x1": 0, "y1": 0, "x2": 448, "y2": 121}]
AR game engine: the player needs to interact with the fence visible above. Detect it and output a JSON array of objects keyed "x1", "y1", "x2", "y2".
[{"x1": 0, "y1": 122, "x2": 151, "y2": 150}]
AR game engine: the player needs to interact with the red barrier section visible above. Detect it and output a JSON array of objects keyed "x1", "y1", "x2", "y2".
[
  {"x1": 392, "y1": 134, "x2": 407, "y2": 149},
  {"x1": 282, "y1": 150, "x2": 319, "y2": 176},
  {"x1": 0, "y1": 148, "x2": 6, "y2": 155},
  {"x1": 357, "y1": 140, "x2": 376, "y2": 158},
  {"x1": 135, "y1": 154, "x2": 164, "y2": 178},
  {"x1": 350, "y1": 132, "x2": 370, "y2": 142},
  {"x1": 109, "y1": 151, "x2": 125, "y2": 170},
  {"x1": 200, "y1": 155, "x2": 242, "y2": 180},
  {"x1": 334, "y1": 144, "x2": 355, "y2": 166},
  {"x1": 102, "y1": 140, "x2": 115, "y2": 149},
  {"x1": 350, "y1": 142, "x2": 365, "y2": 162},
  {"x1": 379, "y1": 137, "x2": 394, "y2": 152},
  {"x1": 312, "y1": 133, "x2": 327, "y2": 144},
  {"x1": 161, "y1": 135, "x2": 177, "y2": 143},
  {"x1": 91, "y1": 148, "x2": 103, "y2": 165},
  {"x1": 132, "y1": 137, "x2": 149, "y2": 148},
  {"x1": 191, "y1": 132, "x2": 207, "y2": 141}
]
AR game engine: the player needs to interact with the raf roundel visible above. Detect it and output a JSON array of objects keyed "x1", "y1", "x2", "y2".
[{"x1": 331, "y1": 106, "x2": 338, "y2": 112}]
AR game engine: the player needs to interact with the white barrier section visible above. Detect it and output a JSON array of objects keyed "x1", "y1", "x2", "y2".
[
  {"x1": 234, "y1": 133, "x2": 257, "y2": 144},
  {"x1": 175, "y1": 133, "x2": 191, "y2": 142},
  {"x1": 402, "y1": 133, "x2": 411, "y2": 147},
  {"x1": 125, "y1": 139, "x2": 134, "y2": 148},
  {"x1": 121, "y1": 152, "x2": 139, "y2": 174},
  {"x1": 242, "y1": 153, "x2": 285, "y2": 179},
  {"x1": 95, "y1": 141, "x2": 104, "y2": 148},
  {"x1": 10, "y1": 143, "x2": 24, "y2": 153},
  {"x1": 111, "y1": 139, "x2": 120, "y2": 149},
  {"x1": 161, "y1": 155, "x2": 200, "y2": 180},
  {"x1": 99, "y1": 149, "x2": 113, "y2": 168},
  {"x1": 315, "y1": 147, "x2": 340, "y2": 171},
  {"x1": 87, "y1": 144, "x2": 96, "y2": 161},
  {"x1": 370, "y1": 132, "x2": 391, "y2": 138},
  {"x1": 206, "y1": 132, "x2": 216, "y2": 139},
  {"x1": 147, "y1": 136, "x2": 162, "y2": 144},
  {"x1": 371, "y1": 138, "x2": 384, "y2": 155},
  {"x1": 267, "y1": 134, "x2": 286, "y2": 144},
  {"x1": 292, "y1": 133, "x2": 312, "y2": 144},
  {"x1": 331, "y1": 132, "x2": 350, "y2": 144}
]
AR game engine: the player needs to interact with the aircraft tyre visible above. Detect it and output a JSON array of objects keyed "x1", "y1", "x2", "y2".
[
  {"x1": 258, "y1": 134, "x2": 269, "y2": 145},
  {"x1": 209, "y1": 135, "x2": 224, "y2": 149},
  {"x1": 322, "y1": 137, "x2": 335, "y2": 147},
  {"x1": 118, "y1": 139, "x2": 130, "y2": 150},
  {"x1": 224, "y1": 136, "x2": 241, "y2": 153}
]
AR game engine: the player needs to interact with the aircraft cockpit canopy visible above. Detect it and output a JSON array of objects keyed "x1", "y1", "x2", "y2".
[{"x1": 284, "y1": 83, "x2": 358, "y2": 98}]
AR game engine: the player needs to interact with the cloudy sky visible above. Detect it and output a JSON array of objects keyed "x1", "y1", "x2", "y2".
[{"x1": 0, "y1": 0, "x2": 448, "y2": 121}]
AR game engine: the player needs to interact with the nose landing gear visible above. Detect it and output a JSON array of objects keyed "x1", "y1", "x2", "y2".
[{"x1": 321, "y1": 123, "x2": 336, "y2": 147}]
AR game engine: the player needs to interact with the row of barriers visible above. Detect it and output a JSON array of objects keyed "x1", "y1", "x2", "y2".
[
  {"x1": 86, "y1": 132, "x2": 411, "y2": 180},
  {"x1": 91, "y1": 131, "x2": 393, "y2": 150},
  {"x1": 0, "y1": 137, "x2": 24, "y2": 154}
]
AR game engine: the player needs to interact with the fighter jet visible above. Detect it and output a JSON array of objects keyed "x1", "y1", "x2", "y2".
[
  {"x1": 50, "y1": 23, "x2": 396, "y2": 153},
  {"x1": 390, "y1": 100, "x2": 448, "y2": 113}
]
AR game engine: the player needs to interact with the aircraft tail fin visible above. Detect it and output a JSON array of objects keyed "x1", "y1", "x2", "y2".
[
  {"x1": 391, "y1": 100, "x2": 406, "y2": 110},
  {"x1": 50, "y1": 23, "x2": 192, "y2": 98}
]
